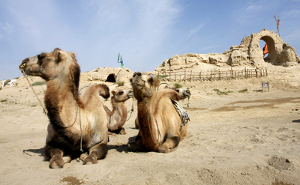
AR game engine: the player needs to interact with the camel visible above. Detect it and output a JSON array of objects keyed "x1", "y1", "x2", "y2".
[
  {"x1": 104, "y1": 88, "x2": 133, "y2": 135},
  {"x1": 172, "y1": 87, "x2": 191, "y2": 100},
  {"x1": 2, "y1": 79, "x2": 16, "y2": 88},
  {"x1": 19, "y1": 48, "x2": 110, "y2": 168},
  {"x1": 158, "y1": 83, "x2": 191, "y2": 100},
  {"x1": 134, "y1": 81, "x2": 191, "y2": 129},
  {"x1": 130, "y1": 72, "x2": 188, "y2": 153}
]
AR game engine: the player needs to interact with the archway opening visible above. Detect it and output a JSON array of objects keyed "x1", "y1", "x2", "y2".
[
  {"x1": 105, "y1": 73, "x2": 116, "y2": 82},
  {"x1": 259, "y1": 40, "x2": 268, "y2": 58},
  {"x1": 259, "y1": 36, "x2": 276, "y2": 64}
]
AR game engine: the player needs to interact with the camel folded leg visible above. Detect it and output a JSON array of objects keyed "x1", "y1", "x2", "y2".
[
  {"x1": 45, "y1": 144, "x2": 71, "y2": 169},
  {"x1": 108, "y1": 127, "x2": 126, "y2": 135},
  {"x1": 157, "y1": 136, "x2": 180, "y2": 153},
  {"x1": 81, "y1": 143, "x2": 108, "y2": 165},
  {"x1": 81, "y1": 133, "x2": 109, "y2": 165}
]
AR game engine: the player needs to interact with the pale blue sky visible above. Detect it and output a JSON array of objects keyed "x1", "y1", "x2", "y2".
[{"x1": 0, "y1": 0, "x2": 299, "y2": 80}]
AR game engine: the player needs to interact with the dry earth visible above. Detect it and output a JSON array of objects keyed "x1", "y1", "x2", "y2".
[{"x1": 0, "y1": 64, "x2": 300, "y2": 185}]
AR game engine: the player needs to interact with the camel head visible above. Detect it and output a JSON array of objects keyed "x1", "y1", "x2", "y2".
[
  {"x1": 130, "y1": 72, "x2": 160, "y2": 100},
  {"x1": 111, "y1": 88, "x2": 134, "y2": 102},
  {"x1": 19, "y1": 48, "x2": 79, "y2": 82},
  {"x1": 173, "y1": 88, "x2": 191, "y2": 100}
]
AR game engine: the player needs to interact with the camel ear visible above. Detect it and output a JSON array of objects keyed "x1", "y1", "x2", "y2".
[
  {"x1": 71, "y1": 52, "x2": 76, "y2": 61},
  {"x1": 111, "y1": 90, "x2": 116, "y2": 95},
  {"x1": 141, "y1": 75, "x2": 147, "y2": 82},
  {"x1": 147, "y1": 76, "x2": 160, "y2": 88},
  {"x1": 57, "y1": 51, "x2": 64, "y2": 63}
]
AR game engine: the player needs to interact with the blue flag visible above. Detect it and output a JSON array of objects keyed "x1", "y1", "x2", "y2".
[{"x1": 117, "y1": 53, "x2": 124, "y2": 68}]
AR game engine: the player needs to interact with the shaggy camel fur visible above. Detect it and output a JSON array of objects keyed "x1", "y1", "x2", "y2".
[
  {"x1": 19, "y1": 48, "x2": 109, "y2": 168},
  {"x1": 104, "y1": 88, "x2": 133, "y2": 135},
  {"x1": 135, "y1": 82, "x2": 191, "y2": 129},
  {"x1": 130, "y1": 72, "x2": 188, "y2": 153}
]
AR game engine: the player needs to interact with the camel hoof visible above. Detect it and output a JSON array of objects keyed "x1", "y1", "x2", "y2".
[
  {"x1": 49, "y1": 157, "x2": 64, "y2": 169},
  {"x1": 157, "y1": 145, "x2": 169, "y2": 153},
  {"x1": 119, "y1": 129, "x2": 126, "y2": 135},
  {"x1": 79, "y1": 153, "x2": 88, "y2": 161},
  {"x1": 83, "y1": 156, "x2": 97, "y2": 165}
]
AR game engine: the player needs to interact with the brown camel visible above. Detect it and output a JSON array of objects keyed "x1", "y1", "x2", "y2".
[
  {"x1": 19, "y1": 48, "x2": 110, "y2": 168},
  {"x1": 135, "y1": 81, "x2": 191, "y2": 129},
  {"x1": 130, "y1": 72, "x2": 188, "y2": 153},
  {"x1": 104, "y1": 88, "x2": 134, "y2": 135}
]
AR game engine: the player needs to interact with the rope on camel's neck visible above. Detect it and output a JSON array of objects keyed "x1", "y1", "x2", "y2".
[
  {"x1": 21, "y1": 70, "x2": 48, "y2": 115},
  {"x1": 22, "y1": 69, "x2": 83, "y2": 152},
  {"x1": 126, "y1": 97, "x2": 134, "y2": 121}
]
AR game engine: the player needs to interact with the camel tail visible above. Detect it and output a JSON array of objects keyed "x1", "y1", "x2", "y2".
[{"x1": 96, "y1": 84, "x2": 110, "y2": 99}]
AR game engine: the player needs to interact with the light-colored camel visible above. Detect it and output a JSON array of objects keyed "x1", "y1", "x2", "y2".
[
  {"x1": 2, "y1": 79, "x2": 16, "y2": 88},
  {"x1": 104, "y1": 88, "x2": 133, "y2": 135},
  {"x1": 19, "y1": 48, "x2": 109, "y2": 168},
  {"x1": 171, "y1": 87, "x2": 191, "y2": 100},
  {"x1": 158, "y1": 83, "x2": 191, "y2": 100},
  {"x1": 130, "y1": 72, "x2": 188, "y2": 153}
]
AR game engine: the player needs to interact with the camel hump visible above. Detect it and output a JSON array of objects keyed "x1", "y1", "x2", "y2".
[{"x1": 95, "y1": 84, "x2": 110, "y2": 99}]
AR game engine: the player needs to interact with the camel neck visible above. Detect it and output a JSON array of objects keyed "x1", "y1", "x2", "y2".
[
  {"x1": 44, "y1": 80, "x2": 80, "y2": 128},
  {"x1": 110, "y1": 98, "x2": 127, "y2": 125},
  {"x1": 137, "y1": 101, "x2": 160, "y2": 150}
]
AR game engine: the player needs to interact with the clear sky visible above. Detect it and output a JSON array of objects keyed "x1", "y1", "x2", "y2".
[{"x1": 1, "y1": 0, "x2": 299, "y2": 80}]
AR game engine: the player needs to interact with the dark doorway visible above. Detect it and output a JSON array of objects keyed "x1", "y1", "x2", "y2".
[{"x1": 105, "y1": 73, "x2": 116, "y2": 82}]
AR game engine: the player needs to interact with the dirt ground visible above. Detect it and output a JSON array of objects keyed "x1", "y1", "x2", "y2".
[{"x1": 0, "y1": 65, "x2": 300, "y2": 185}]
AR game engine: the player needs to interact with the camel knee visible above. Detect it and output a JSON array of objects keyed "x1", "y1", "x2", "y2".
[
  {"x1": 158, "y1": 136, "x2": 180, "y2": 153},
  {"x1": 44, "y1": 144, "x2": 63, "y2": 159},
  {"x1": 94, "y1": 143, "x2": 108, "y2": 159}
]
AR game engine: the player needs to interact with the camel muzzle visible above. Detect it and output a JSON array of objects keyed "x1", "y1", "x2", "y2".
[{"x1": 19, "y1": 58, "x2": 29, "y2": 71}]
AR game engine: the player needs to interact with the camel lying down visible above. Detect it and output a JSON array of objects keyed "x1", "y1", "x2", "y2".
[
  {"x1": 130, "y1": 72, "x2": 189, "y2": 153},
  {"x1": 159, "y1": 83, "x2": 191, "y2": 100},
  {"x1": 19, "y1": 48, "x2": 110, "y2": 168},
  {"x1": 104, "y1": 88, "x2": 134, "y2": 135}
]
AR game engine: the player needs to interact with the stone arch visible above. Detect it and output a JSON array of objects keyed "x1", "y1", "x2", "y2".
[{"x1": 247, "y1": 29, "x2": 284, "y2": 66}]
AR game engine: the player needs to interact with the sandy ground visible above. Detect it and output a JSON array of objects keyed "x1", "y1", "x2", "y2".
[{"x1": 1, "y1": 65, "x2": 300, "y2": 185}]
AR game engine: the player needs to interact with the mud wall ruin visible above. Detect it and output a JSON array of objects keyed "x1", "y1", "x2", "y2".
[{"x1": 156, "y1": 29, "x2": 300, "y2": 71}]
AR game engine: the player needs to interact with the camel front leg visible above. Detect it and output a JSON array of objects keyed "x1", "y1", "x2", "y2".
[
  {"x1": 157, "y1": 136, "x2": 180, "y2": 153},
  {"x1": 45, "y1": 143, "x2": 70, "y2": 169},
  {"x1": 82, "y1": 134, "x2": 109, "y2": 165}
]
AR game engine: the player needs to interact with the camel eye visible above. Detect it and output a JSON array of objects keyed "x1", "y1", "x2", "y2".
[
  {"x1": 118, "y1": 91, "x2": 124, "y2": 95},
  {"x1": 176, "y1": 89, "x2": 179, "y2": 92}
]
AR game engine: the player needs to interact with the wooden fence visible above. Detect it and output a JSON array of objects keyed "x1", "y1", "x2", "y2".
[{"x1": 155, "y1": 68, "x2": 268, "y2": 82}]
